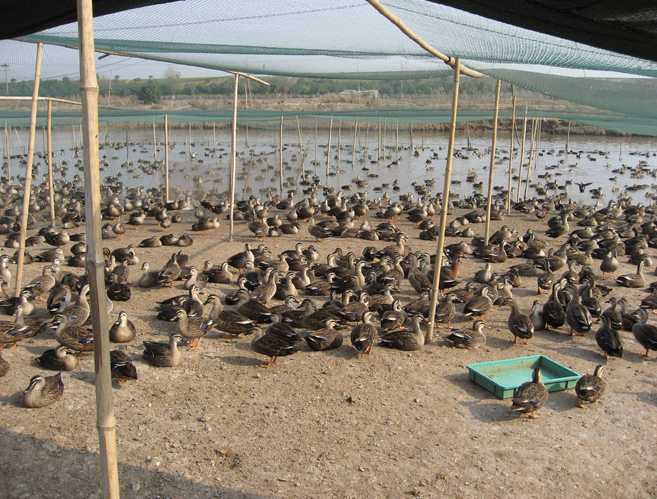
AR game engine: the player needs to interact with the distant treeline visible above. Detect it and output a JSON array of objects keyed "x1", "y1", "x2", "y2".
[{"x1": 5, "y1": 74, "x2": 524, "y2": 103}]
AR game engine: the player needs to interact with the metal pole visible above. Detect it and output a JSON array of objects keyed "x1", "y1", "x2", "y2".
[
  {"x1": 229, "y1": 73, "x2": 239, "y2": 241},
  {"x1": 483, "y1": 80, "x2": 502, "y2": 245},
  {"x1": 14, "y1": 43, "x2": 43, "y2": 297},
  {"x1": 516, "y1": 107, "x2": 528, "y2": 203},
  {"x1": 164, "y1": 113, "x2": 169, "y2": 202},
  {"x1": 77, "y1": 1, "x2": 120, "y2": 496},
  {"x1": 427, "y1": 59, "x2": 461, "y2": 344},
  {"x1": 47, "y1": 99, "x2": 56, "y2": 227},
  {"x1": 506, "y1": 88, "x2": 516, "y2": 214}
]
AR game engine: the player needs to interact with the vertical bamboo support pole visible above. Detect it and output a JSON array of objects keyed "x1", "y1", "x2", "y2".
[
  {"x1": 506, "y1": 89, "x2": 516, "y2": 214},
  {"x1": 427, "y1": 59, "x2": 461, "y2": 343},
  {"x1": 124, "y1": 129, "x2": 128, "y2": 162},
  {"x1": 164, "y1": 113, "x2": 169, "y2": 202},
  {"x1": 377, "y1": 119, "x2": 382, "y2": 161},
  {"x1": 352, "y1": 120, "x2": 358, "y2": 170},
  {"x1": 3, "y1": 121, "x2": 9, "y2": 181},
  {"x1": 72, "y1": 124, "x2": 77, "y2": 150},
  {"x1": 483, "y1": 80, "x2": 501, "y2": 245},
  {"x1": 325, "y1": 117, "x2": 333, "y2": 183},
  {"x1": 245, "y1": 122, "x2": 249, "y2": 148},
  {"x1": 314, "y1": 118, "x2": 318, "y2": 168},
  {"x1": 152, "y1": 121, "x2": 157, "y2": 161},
  {"x1": 516, "y1": 107, "x2": 528, "y2": 203},
  {"x1": 395, "y1": 120, "x2": 399, "y2": 156},
  {"x1": 14, "y1": 43, "x2": 43, "y2": 297},
  {"x1": 77, "y1": 1, "x2": 120, "y2": 496},
  {"x1": 279, "y1": 114, "x2": 284, "y2": 195},
  {"x1": 409, "y1": 123, "x2": 414, "y2": 151},
  {"x1": 524, "y1": 118, "x2": 537, "y2": 201},
  {"x1": 47, "y1": 99, "x2": 56, "y2": 227},
  {"x1": 229, "y1": 74, "x2": 239, "y2": 241},
  {"x1": 187, "y1": 123, "x2": 192, "y2": 159},
  {"x1": 212, "y1": 122, "x2": 216, "y2": 150},
  {"x1": 296, "y1": 115, "x2": 304, "y2": 181},
  {"x1": 565, "y1": 120, "x2": 571, "y2": 154},
  {"x1": 337, "y1": 121, "x2": 342, "y2": 168}
]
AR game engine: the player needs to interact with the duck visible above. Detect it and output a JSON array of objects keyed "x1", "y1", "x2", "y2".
[
  {"x1": 511, "y1": 367, "x2": 548, "y2": 418},
  {"x1": 23, "y1": 373, "x2": 64, "y2": 408},
  {"x1": 350, "y1": 311, "x2": 377, "y2": 355},
  {"x1": 434, "y1": 293, "x2": 457, "y2": 327},
  {"x1": 109, "y1": 349, "x2": 138, "y2": 382},
  {"x1": 379, "y1": 315, "x2": 425, "y2": 351},
  {"x1": 109, "y1": 311, "x2": 137, "y2": 343},
  {"x1": 381, "y1": 299, "x2": 407, "y2": 331},
  {"x1": 0, "y1": 306, "x2": 35, "y2": 348},
  {"x1": 616, "y1": 259, "x2": 646, "y2": 288},
  {"x1": 143, "y1": 334, "x2": 183, "y2": 367},
  {"x1": 35, "y1": 346, "x2": 79, "y2": 371},
  {"x1": 507, "y1": 300, "x2": 535, "y2": 344},
  {"x1": 305, "y1": 319, "x2": 343, "y2": 351},
  {"x1": 473, "y1": 263, "x2": 493, "y2": 284},
  {"x1": 631, "y1": 320, "x2": 657, "y2": 357},
  {"x1": 63, "y1": 284, "x2": 91, "y2": 326},
  {"x1": 238, "y1": 299, "x2": 275, "y2": 324},
  {"x1": 529, "y1": 300, "x2": 545, "y2": 331},
  {"x1": 463, "y1": 286, "x2": 493, "y2": 318},
  {"x1": 600, "y1": 251, "x2": 619, "y2": 277},
  {"x1": 593, "y1": 315, "x2": 622, "y2": 359},
  {"x1": 0, "y1": 351, "x2": 8, "y2": 377},
  {"x1": 136, "y1": 262, "x2": 159, "y2": 288},
  {"x1": 445, "y1": 320, "x2": 486, "y2": 349},
  {"x1": 52, "y1": 314, "x2": 95, "y2": 352},
  {"x1": 575, "y1": 365, "x2": 606, "y2": 407},
  {"x1": 212, "y1": 309, "x2": 260, "y2": 336},
  {"x1": 566, "y1": 294, "x2": 593, "y2": 336},
  {"x1": 176, "y1": 309, "x2": 210, "y2": 349},
  {"x1": 203, "y1": 262, "x2": 236, "y2": 284},
  {"x1": 251, "y1": 318, "x2": 301, "y2": 366}
]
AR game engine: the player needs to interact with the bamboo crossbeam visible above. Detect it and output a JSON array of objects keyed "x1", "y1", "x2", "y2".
[{"x1": 0, "y1": 96, "x2": 81, "y2": 105}]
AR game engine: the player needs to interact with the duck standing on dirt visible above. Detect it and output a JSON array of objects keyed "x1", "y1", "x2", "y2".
[
  {"x1": 511, "y1": 367, "x2": 548, "y2": 418},
  {"x1": 575, "y1": 365, "x2": 606, "y2": 407}
]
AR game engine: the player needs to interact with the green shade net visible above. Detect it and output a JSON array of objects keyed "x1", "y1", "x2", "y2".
[{"x1": 14, "y1": 0, "x2": 657, "y2": 128}]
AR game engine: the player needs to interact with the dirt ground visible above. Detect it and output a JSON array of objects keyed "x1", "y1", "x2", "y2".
[{"x1": 1, "y1": 209, "x2": 656, "y2": 499}]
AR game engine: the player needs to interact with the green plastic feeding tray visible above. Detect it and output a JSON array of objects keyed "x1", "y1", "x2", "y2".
[{"x1": 467, "y1": 355, "x2": 581, "y2": 400}]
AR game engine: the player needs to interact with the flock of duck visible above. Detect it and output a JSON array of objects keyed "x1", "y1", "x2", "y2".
[{"x1": 1, "y1": 133, "x2": 657, "y2": 419}]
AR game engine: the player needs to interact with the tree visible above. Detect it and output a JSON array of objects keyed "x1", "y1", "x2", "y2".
[
  {"x1": 137, "y1": 81, "x2": 161, "y2": 104},
  {"x1": 164, "y1": 67, "x2": 180, "y2": 80}
]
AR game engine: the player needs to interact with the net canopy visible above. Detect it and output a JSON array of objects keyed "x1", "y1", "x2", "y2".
[{"x1": 11, "y1": 0, "x2": 657, "y2": 128}]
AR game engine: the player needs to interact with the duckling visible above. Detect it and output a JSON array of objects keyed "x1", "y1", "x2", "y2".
[
  {"x1": 595, "y1": 315, "x2": 623, "y2": 359},
  {"x1": 350, "y1": 311, "x2": 377, "y2": 355},
  {"x1": 305, "y1": 319, "x2": 343, "y2": 351},
  {"x1": 511, "y1": 367, "x2": 548, "y2": 418},
  {"x1": 143, "y1": 334, "x2": 183, "y2": 367},
  {"x1": 631, "y1": 320, "x2": 657, "y2": 357},
  {"x1": 251, "y1": 318, "x2": 301, "y2": 366},
  {"x1": 445, "y1": 320, "x2": 486, "y2": 349},
  {"x1": 566, "y1": 294, "x2": 593, "y2": 336},
  {"x1": 379, "y1": 315, "x2": 425, "y2": 351},
  {"x1": 35, "y1": 346, "x2": 79, "y2": 371},
  {"x1": 23, "y1": 373, "x2": 64, "y2": 408},
  {"x1": 507, "y1": 300, "x2": 535, "y2": 344},
  {"x1": 616, "y1": 259, "x2": 646, "y2": 288},
  {"x1": 109, "y1": 311, "x2": 137, "y2": 343},
  {"x1": 575, "y1": 365, "x2": 606, "y2": 407}
]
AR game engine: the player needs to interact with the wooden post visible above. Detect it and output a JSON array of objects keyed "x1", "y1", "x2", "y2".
[
  {"x1": 279, "y1": 114, "x2": 284, "y2": 195},
  {"x1": 516, "y1": 107, "x2": 528, "y2": 203},
  {"x1": 163, "y1": 113, "x2": 169, "y2": 202},
  {"x1": 229, "y1": 74, "x2": 239, "y2": 241},
  {"x1": 152, "y1": 121, "x2": 157, "y2": 161},
  {"x1": 524, "y1": 117, "x2": 537, "y2": 201},
  {"x1": 352, "y1": 120, "x2": 358, "y2": 170},
  {"x1": 565, "y1": 120, "x2": 571, "y2": 154},
  {"x1": 427, "y1": 59, "x2": 461, "y2": 343},
  {"x1": 483, "y1": 80, "x2": 501, "y2": 245},
  {"x1": 409, "y1": 123, "x2": 413, "y2": 151},
  {"x1": 14, "y1": 43, "x2": 43, "y2": 297},
  {"x1": 77, "y1": 0, "x2": 120, "y2": 497},
  {"x1": 325, "y1": 117, "x2": 333, "y2": 183},
  {"x1": 506, "y1": 88, "x2": 516, "y2": 214},
  {"x1": 46, "y1": 99, "x2": 56, "y2": 227}
]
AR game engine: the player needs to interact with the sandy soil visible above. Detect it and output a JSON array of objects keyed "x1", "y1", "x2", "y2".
[{"x1": 1, "y1": 209, "x2": 656, "y2": 499}]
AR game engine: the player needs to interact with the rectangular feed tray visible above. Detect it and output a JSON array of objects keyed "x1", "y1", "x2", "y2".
[{"x1": 467, "y1": 355, "x2": 581, "y2": 399}]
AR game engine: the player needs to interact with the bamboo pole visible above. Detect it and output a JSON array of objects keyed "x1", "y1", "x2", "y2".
[
  {"x1": 164, "y1": 113, "x2": 169, "y2": 202},
  {"x1": 326, "y1": 117, "x2": 333, "y2": 183},
  {"x1": 377, "y1": 119, "x2": 382, "y2": 161},
  {"x1": 352, "y1": 120, "x2": 358, "y2": 170},
  {"x1": 229, "y1": 73, "x2": 239, "y2": 241},
  {"x1": 409, "y1": 123, "x2": 413, "y2": 151},
  {"x1": 47, "y1": 99, "x2": 56, "y2": 227},
  {"x1": 524, "y1": 118, "x2": 537, "y2": 201},
  {"x1": 77, "y1": 0, "x2": 120, "y2": 496},
  {"x1": 124, "y1": 129, "x2": 129, "y2": 162},
  {"x1": 4, "y1": 121, "x2": 9, "y2": 181},
  {"x1": 187, "y1": 123, "x2": 192, "y2": 159},
  {"x1": 337, "y1": 120, "x2": 342, "y2": 168},
  {"x1": 279, "y1": 114, "x2": 284, "y2": 195},
  {"x1": 395, "y1": 120, "x2": 399, "y2": 156},
  {"x1": 314, "y1": 118, "x2": 318, "y2": 170},
  {"x1": 565, "y1": 120, "x2": 571, "y2": 154},
  {"x1": 152, "y1": 121, "x2": 157, "y2": 161},
  {"x1": 516, "y1": 107, "x2": 528, "y2": 203},
  {"x1": 506, "y1": 88, "x2": 516, "y2": 214},
  {"x1": 296, "y1": 115, "x2": 305, "y2": 181},
  {"x1": 483, "y1": 80, "x2": 502, "y2": 245},
  {"x1": 14, "y1": 43, "x2": 43, "y2": 298},
  {"x1": 212, "y1": 122, "x2": 216, "y2": 150},
  {"x1": 427, "y1": 59, "x2": 461, "y2": 343}
]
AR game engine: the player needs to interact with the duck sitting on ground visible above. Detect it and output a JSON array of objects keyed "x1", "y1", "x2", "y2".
[
  {"x1": 379, "y1": 315, "x2": 426, "y2": 351},
  {"x1": 251, "y1": 318, "x2": 301, "y2": 366},
  {"x1": 23, "y1": 373, "x2": 64, "y2": 408},
  {"x1": 35, "y1": 346, "x2": 79, "y2": 371},
  {"x1": 445, "y1": 320, "x2": 486, "y2": 349},
  {"x1": 143, "y1": 334, "x2": 182, "y2": 367}
]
